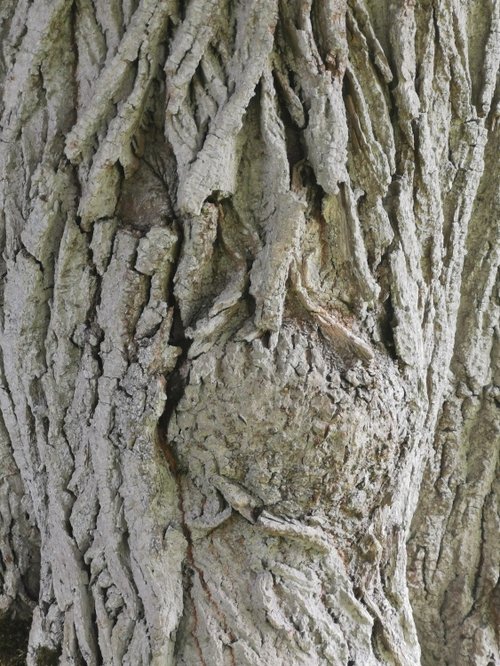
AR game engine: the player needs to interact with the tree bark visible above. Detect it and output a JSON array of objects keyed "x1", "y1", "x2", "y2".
[{"x1": 0, "y1": 0, "x2": 498, "y2": 664}]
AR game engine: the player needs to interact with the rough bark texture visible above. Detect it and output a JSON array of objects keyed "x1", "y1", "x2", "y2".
[{"x1": 0, "y1": 0, "x2": 498, "y2": 664}]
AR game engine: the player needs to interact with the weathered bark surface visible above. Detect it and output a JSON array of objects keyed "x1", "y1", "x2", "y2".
[{"x1": 0, "y1": 0, "x2": 498, "y2": 664}]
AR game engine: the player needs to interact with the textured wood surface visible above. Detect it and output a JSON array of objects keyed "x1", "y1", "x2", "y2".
[{"x1": 0, "y1": 0, "x2": 498, "y2": 663}]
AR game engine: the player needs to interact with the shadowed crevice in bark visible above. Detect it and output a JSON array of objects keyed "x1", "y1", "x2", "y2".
[{"x1": 0, "y1": 614, "x2": 31, "y2": 665}]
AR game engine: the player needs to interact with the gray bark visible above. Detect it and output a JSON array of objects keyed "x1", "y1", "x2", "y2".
[{"x1": 0, "y1": 0, "x2": 498, "y2": 664}]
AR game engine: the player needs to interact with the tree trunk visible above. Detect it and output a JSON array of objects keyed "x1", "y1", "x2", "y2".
[{"x1": 0, "y1": 0, "x2": 498, "y2": 664}]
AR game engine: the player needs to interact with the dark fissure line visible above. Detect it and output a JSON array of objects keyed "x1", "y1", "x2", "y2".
[
  {"x1": 159, "y1": 221, "x2": 191, "y2": 432},
  {"x1": 154, "y1": 222, "x2": 210, "y2": 663},
  {"x1": 155, "y1": 220, "x2": 236, "y2": 664}
]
